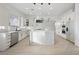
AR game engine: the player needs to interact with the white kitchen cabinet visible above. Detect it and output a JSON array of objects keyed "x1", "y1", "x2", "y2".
[
  {"x1": 31, "y1": 30, "x2": 46, "y2": 44},
  {"x1": 0, "y1": 33, "x2": 11, "y2": 51},
  {"x1": 18, "y1": 30, "x2": 29, "y2": 41}
]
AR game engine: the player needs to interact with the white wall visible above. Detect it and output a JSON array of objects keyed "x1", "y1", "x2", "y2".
[
  {"x1": 75, "y1": 3, "x2": 79, "y2": 46},
  {"x1": 0, "y1": 4, "x2": 26, "y2": 26}
]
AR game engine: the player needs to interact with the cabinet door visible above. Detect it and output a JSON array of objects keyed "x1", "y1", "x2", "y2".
[{"x1": 0, "y1": 33, "x2": 10, "y2": 51}]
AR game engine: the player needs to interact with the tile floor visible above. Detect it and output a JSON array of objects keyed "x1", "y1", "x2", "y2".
[{"x1": 0, "y1": 35, "x2": 79, "y2": 55}]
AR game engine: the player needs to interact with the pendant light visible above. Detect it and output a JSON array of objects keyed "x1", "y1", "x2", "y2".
[
  {"x1": 48, "y1": 3, "x2": 51, "y2": 5},
  {"x1": 33, "y1": 3, "x2": 36, "y2": 5},
  {"x1": 41, "y1": 3, "x2": 43, "y2": 5}
]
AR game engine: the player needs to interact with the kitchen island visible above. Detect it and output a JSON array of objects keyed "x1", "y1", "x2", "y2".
[{"x1": 30, "y1": 29, "x2": 54, "y2": 45}]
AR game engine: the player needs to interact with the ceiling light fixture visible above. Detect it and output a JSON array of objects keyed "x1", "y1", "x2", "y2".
[
  {"x1": 48, "y1": 3, "x2": 51, "y2": 5},
  {"x1": 41, "y1": 3, "x2": 43, "y2": 5},
  {"x1": 33, "y1": 3, "x2": 36, "y2": 5}
]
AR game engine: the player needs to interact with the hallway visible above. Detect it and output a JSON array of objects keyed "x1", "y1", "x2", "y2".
[{"x1": 0, "y1": 35, "x2": 79, "y2": 55}]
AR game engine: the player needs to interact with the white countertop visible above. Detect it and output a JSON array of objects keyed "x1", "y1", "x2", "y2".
[{"x1": 0, "y1": 31, "x2": 17, "y2": 33}]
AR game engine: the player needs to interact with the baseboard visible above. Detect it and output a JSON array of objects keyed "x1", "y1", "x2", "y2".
[{"x1": 66, "y1": 39, "x2": 74, "y2": 44}]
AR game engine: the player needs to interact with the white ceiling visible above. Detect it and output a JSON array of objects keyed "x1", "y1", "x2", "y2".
[{"x1": 9, "y1": 3, "x2": 74, "y2": 17}]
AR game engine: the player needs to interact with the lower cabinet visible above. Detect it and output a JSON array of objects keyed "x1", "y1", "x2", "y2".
[
  {"x1": 0, "y1": 33, "x2": 11, "y2": 51},
  {"x1": 10, "y1": 32, "x2": 18, "y2": 46}
]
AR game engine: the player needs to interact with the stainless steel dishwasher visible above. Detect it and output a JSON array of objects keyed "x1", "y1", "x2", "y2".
[{"x1": 10, "y1": 31, "x2": 18, "y2": 46}]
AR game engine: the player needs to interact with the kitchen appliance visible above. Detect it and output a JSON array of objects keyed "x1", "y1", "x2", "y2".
[
  {"x1": 9, "y1": 26, "x2": 18, "y2": 46},
  {"x1": 10, "y1": 31, "x2": 18, "y2": 46}
]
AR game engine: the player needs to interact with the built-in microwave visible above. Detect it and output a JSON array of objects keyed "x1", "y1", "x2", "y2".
[{"x1": 36, "y1": 20, "x2": 43, "y2": 23}]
